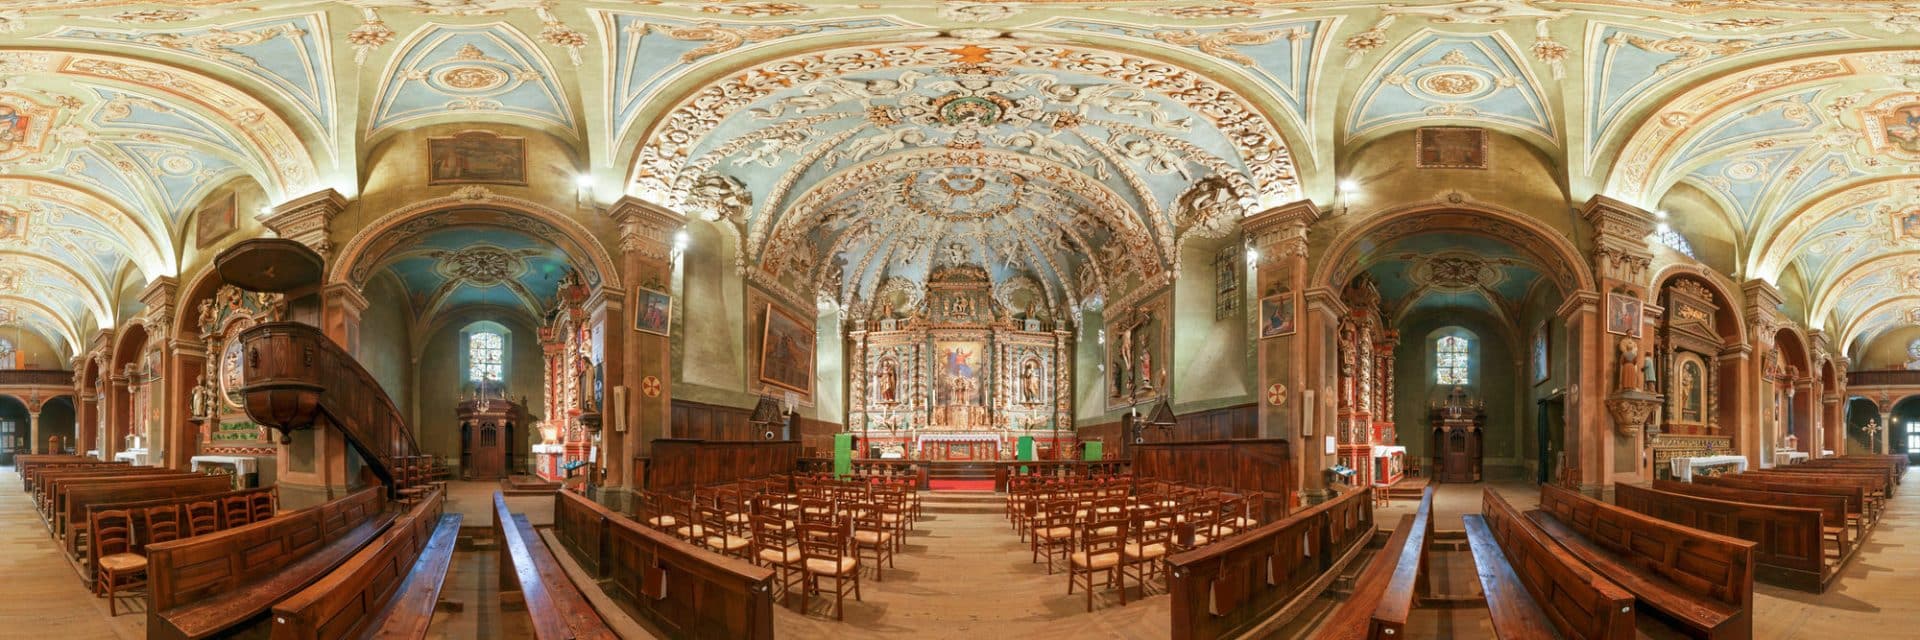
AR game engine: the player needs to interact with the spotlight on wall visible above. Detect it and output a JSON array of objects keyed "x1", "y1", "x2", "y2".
[
  {"x1": 1655, "y1": 222, "x2": 1672, "y2": 234},
  {"x1": 574, "y1": 173, "x2": 594, "y2": 206},
  {"x1": 1654, "y1": 209, "x2": 1669, "y2": 220},
  {"x1": 1246, "y1": 248, "x2": 1261, "y2": 266},
  {"x1": 1337, "y1": 178, "x2": 1360, "y2": 216},
  {"x1": 1338, "y1": 179, "x2": 1359, "y2": 194},
  {"x1": 672, "y1": 229, "x2": 690, "y2": 253}
]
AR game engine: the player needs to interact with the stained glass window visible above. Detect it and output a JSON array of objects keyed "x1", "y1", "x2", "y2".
[
  {"x1": 0, "y1": 338, "x2": 15, "y2": 370},
  {"x1": 470, "y1": 332, "x2": 503, "y2": 382},
  {"x1": 1436, "y1": 335, "x2": 1470, "y2": 385},
  {"x1": 1654, "y1": 227, "x2": 1696, "y2": 258}
]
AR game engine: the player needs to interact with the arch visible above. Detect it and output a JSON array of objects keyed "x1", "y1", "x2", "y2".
[
  {"x1": 106, "y1": 321, "x2": 150, "y2": 456},
  {"x1": 1312, "y1": 200, "x2": 1597, "y2": 294},
  {"x1": 1650, "y1": 264, "x2": 1749, "y2": 347},
  {"x1": 326, "y1": 191, "x2": 622, "y2": 295}
]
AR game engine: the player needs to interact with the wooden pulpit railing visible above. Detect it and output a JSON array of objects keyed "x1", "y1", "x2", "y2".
[{"x1": 237, "y1": 322, "x2": 419, "y2": 498}]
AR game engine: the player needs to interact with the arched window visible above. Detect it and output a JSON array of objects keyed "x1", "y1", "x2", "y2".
[
  {"x1": 1435, "y1": 335, "x2": 1470, "y2": 385},
  {"x1": 1654, "y1": 225, "x2": 1696, "y2": 258},
  {"x1": 469, "y1": 332, "x2": 503, "y2": 382},
  {"x1": 0, "y1": 338, "x2": 14, "y2": 370}
]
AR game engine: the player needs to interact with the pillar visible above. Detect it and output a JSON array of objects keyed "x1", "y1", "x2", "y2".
[
  {"x1": 1557, "y1": 291, "x2": 1606, "y2": 492},
  {"x1": 1742, "y1": 279, "x2": 1785, "y2": 466},
  {"x1": 1242, "y1": 200, "x2": 1323, "y2": 503},
  {"x1": 26, "y1": 410, "x2": 39, "y2": 455},
  {"x1": 321, "y1": 283, "x2": 369, "y2": 355},
  {"x1": 262, "y1": 189, "x2": 349, "y2": 261},
  {"x1": 1581, "y1": 195, "x2": 1657, "y2": 492},
  {"x1": 609, "y1": 196, "x2": 687, "y2": 505},
  {"x1": 262, "y1": 188, "x2": 350, "y2": 506},
  {"x1": 139, "y1": 277, "x2": 179, "y2": 468}
]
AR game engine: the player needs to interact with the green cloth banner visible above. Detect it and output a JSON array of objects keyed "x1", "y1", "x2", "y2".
[
  {"x1": 1017, "y1": 436, "x2": 1035, "y2": 474},
  {"x1": 1083, "y1": 441, "x2": 1104, "y2": 461},
  {"x1": 833, "y1": 433, "x2": 854, "y2": 478}
]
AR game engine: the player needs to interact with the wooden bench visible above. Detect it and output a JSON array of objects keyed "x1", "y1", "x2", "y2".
[
  {"x1": 1695, "y1": 474, "x2": 1872, "y2": 528},
  {"x1": 1796, "y1": 459, "x2": 1901, "y2": 490},
  {"x1": 35, "y1": 467, "x2": 183, "y2": 513},
  {"x1": 147, "y1": 487, "x2": 395, "y2": 640},
  {"x1": 82, "y1": 487, "x2": 279, "y2": 589},
  {"x1": 1468, "y1": 489, "x2": 1634, "y2": 640},
  {"x1": 1170, "y1": 485, "x2": 1375, "y2": 640},
  {"x1": 1615, "y1": 483, "x2": 1830, "y2": 592},
  {"x1": 1654, "y1": 479, "x2": 1855, "y2": 560},
  {"x1": 494, "y1": 493, "x2": 616, "y2": 640},
  {"x1": 553, "y1": 488, "x2": 778, "y2": 639},
  {"x1": 1739, "y1": 470, "x2": 1887, "y2": 519},
  {"x1": 19, "y1": 457, "x2": 125, "y2": 491},
  {"x1": 1746, "y1": 468, "x2": 1892, "y2": 499},
  {"x1": 56, "y1": 474, "x2": 231, "y2": 543},
  {"x1": 1315, "y1": 487, "x2": 1433, "y2": 639},
  {"x1": 271, "y1": 487, "x2": 458, "y2": 640},
  {"x1": 1530, "y1": 484, "x2": 1753, "y2": 639}
]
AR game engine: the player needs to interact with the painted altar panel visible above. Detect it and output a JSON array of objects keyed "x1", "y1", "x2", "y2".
[
  {"x1": 863, "y1": 338, "x2": 925, "y2": 432},
  {"x1": 932, "y1": 338, "x2": 989, "y2": 429},
  {"x1": 194, "y1": 285, "x2": 285, "y2": 457},
  {"x1": 1001, "y1": 340, "x2": 1056, "y2": 430}
]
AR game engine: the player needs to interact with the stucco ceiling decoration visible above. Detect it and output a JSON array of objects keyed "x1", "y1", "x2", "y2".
[
  {"x1": 376, "y1": 238, "x2": 560, "y2": 320},
  {"x1": 1350, "y1": 30, "x2": 1557, "y2": 143},
  {"x1": 368, "y1": 22, "x2": 577, "y2": 138}
]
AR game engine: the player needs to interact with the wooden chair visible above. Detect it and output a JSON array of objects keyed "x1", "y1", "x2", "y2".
[
  {"x1": 1123, "y1": 507, "x2": 1172, "y2": 597},
  {"x1": 91, "y1": 509, "x2": 147, "y2": 616},
  {"x1": 850, "y1": 500, "x2": 896, "y2": 581},
  {"x1": 697, "y1": 504, "x2": 751, "y2": 560},
  {"x1": 797, "y1": 522, "x2": 860, "y2": 621},
  {"x1": 144, "y1": 505, "x2": 183, "y2": 546},
  {"x1": 1031, "y1": 500, "x2": 1076, "y2": 574},
  {"x1": 221, "y1": 494, "x2": 252, "y2": 529},
  {"x1": 1069, "y1": 517, "x2": 1128, "y2": 612},
  {"x1": 750, "y1": 514, "x2": 802, "y2": 604},
  {"x1": 638, "y1": 491, "x2": 679, "y2": 530},
  {"x1": 249, "y1": 491, "x2": 275, "y2": 522},
  {"x1": 185, "y1": 500, "x2": 219, "y2": 537}
]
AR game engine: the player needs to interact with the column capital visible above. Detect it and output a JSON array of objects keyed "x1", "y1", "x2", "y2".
[
  {"x1": 321, "y1": 281, "x2": 370, "y2": 315},
  {"x1": 1580, "y1": 195, "x2": 1656, "y2": 286},
  {"x1": 1555, "y1": 289, "x2": 1601, "y2": 319},
  {"x1": 609, "y1": 195, "x2": 687, "y2": 263},
  {"x1": 262, "y1": 188, "x2": 349, "y2": 258},
  {"x1": 1241, "y1": 199, "x2": 1321, "y2": 263},
  {"x1": 1742, "y1": 278, "x2": 1785, "y2": 340},
  {"x1": 139, "y1": 275, "x2": 179, "y2": 339}
]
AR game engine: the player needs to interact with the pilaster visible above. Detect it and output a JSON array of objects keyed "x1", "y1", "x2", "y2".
[
  {"x1": 1580, "y1": 195, "x2": 1658, "y2": 489},
  {"x1": 1242, "y1": 199, "x2": 1323, "y2": 502},
  {"x1": 261, "y1": 189, "x2": 348, "y2": 259},
  {"x1": 609, "y1": 196, "x2": 688, "y2": 488}
]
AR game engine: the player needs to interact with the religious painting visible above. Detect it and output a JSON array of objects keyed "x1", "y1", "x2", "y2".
[
  {"x1": 1675, "y1": 352, "x2": 1707, "y2": 424},
  {"x1": 631, "y1": 286, "x2": 671, "y2": 336},
  {"x1": 1859, "y1": 94, "x2": 1920, "y2": 160},
  {"x1": 1414, "y1": 126, "x2": 1488, "y2": 169},
  {"x1": 1531, "y1": 321, "x2": 1550, "y2": 385},
  {"x1": 934, "y1": 340, "x2": 988, "y2": 428},
  {"x1": 1606, "y1": 292, "x2": 1642, "y2": 337},
  {"x1": 0, "y1": 93, "x2": 54, "y2": 163},
  {"x1": 1260, "y1": 290, "x2": 1296, "y2": 338},
  {"x1": 194, "y1": 192, "x2": 236, "y2": 248},
  {"x1": 756, "y1": 302, "x2": 814, "y2": 394},
  {"x1": 427, "y1": 130, "x2": 527, "y2": 185}
]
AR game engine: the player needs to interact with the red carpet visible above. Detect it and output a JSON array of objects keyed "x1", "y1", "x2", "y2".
[{"x1": 929, "y1": 479, "x2": 995, "y2": 491}]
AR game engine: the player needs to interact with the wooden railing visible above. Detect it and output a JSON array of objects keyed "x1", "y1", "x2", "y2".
[
  {"x1": 796, "y1": 457, "x2": 930, "y2": 489},
  {"x1": 992, "y1": 460, "x2": 1132, "y2": 491},
  {"x1": 1134, "y1": 439, "x2": 1294, "y2": 520},
  {"x1": 238, "y1": 322, "x2": 419, "y2": 498},
  {"x1": 0, "y1": 369, "x2": 75, "y2": 386},
  {"x1": 1838, "y1": 369, "x2": 1920, "y2": 387},
  {"x1": 645, "y1": 439, "x2": 801, "y2": 494},
  {"x1": 1167, "y1": 486, "x2": 1375, "y2": 640},
  {"x1": 552, "y1": 489, "x2": 776, "y2": 639},
  {"x1": 495, "y1": 493, "x2": 615, "y2": 640}
]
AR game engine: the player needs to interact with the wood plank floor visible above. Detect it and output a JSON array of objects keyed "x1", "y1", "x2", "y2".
[{"x1": 5, "y1": 471, "x2": 1916, "y2": 639}]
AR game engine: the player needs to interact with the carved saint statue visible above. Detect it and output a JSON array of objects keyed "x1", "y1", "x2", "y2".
[
  {"x1": 1021, "y1": 359, "x2": 1043, "y2": 405},
  {"x1": 576, "y1": 356, "x2": 599, "y2": 413},
  {"x1": 189, "y1": 374, "x2": 211, "y2": 419},
  {"x1": 1137, "y1": 333, "x2": 1154, "y2": 390},
  {"x1": 876, "y1": 360, "x2": 897, "y2": 404},
  {"x1": 1617, "y1": 338, "x2": 1643, "y2": 392}
]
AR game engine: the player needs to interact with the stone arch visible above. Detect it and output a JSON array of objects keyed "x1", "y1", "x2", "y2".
[
  {"x1": 1650, "y1": 265, "x2": 1749, "y2": 347},
  {"x1": 1312, "y1": 200, "x2": 1597, "y2": 295},
  {"x1": 326, "y1": 191, "x2": 623, "y2": 295}
]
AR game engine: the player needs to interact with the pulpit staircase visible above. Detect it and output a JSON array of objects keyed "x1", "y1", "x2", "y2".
[{"x1": 237, "y1": 321, "x2": 423, "y2": 498}]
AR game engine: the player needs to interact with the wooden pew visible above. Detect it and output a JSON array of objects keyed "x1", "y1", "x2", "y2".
[
  {"x1": 19, "y1": 457, "x2": 124, "y2": 490},
  {"x1": 1695, "y1": 474, "x2": 1872, "y2": 529},
  {"x1": 1615, "y1": 483, "x2": 1830, "y2": 592},
  {"x1": 60, "y1": 474, "x2": 233, "y2": 555},
  {"x1": 1469, "y1": 489, "x2": 1634, "y2": 640},
  {"x1": 146, "y1": 487, "x2": 395, "y2": 640},
  {"x1": 494, "y1": 493, "x2": 616, "y2": 640},
  {"x1": 1654, "y1": 479, "x2": 1855, "y2": 559},
  {"x1": 35, "y1": 467, "x2": 182, "y2": 511},
  {"x1": 553, "y1": 488, "x2": 777, "y2": 639},
  {"x1": 1169, "y1": 485, "x2": 1375, "y2": 640},
  {"x1": 1530, "y1": 484, "x2": 1754, "y2": 639},
  {"x1": 1797, "y1": 459, "x2": 1901, "y2": 489},
  {"x1": 1739, "y1": 470, "x2": 1887, "y2": 516},
  {"x1": 1315, "y1": 487, "x2": 1433, "y2": 640},
  {"x1": 1747, "y1": 467, "x2": 1892, "y2": 499},
  {"x1": 83, "y1": 487, "x2": 279, "y2": 590},
  {"x1": 271, "y1": 487, "x2": 459, "y2": 640}
]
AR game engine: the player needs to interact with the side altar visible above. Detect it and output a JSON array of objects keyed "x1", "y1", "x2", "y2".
[{"x1": 846, "y1": 264, "x2": 1072, "y2": 461}]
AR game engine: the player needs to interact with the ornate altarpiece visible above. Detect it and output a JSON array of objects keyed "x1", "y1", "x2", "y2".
[
  {"x1": 1336, "y1": 275, "x2": 1399, "y2": 486},
  {"x1": 1649, "y1": 279, "x2": 1734, "y2": 478},
  {"x1": 536, "y1": 270, "x2": 599, "y2": 480},
  {"x1": 847, "y1": 265, "x2": 1070, "y2": 460},
  {"x1": 191, "y1": 285, "x2": 286, "y2": 457}
]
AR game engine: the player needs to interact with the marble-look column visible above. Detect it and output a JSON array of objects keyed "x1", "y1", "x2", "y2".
[
  {"x1": 1581, "y1": 195, "x2": 1657, "y2": 493},
  {"x1": 1743, "y1": 279, "x2": 1786, "y2": 466},
  {"x1": 1556, "y1": 291, "x2": 1605, "y2": 492},
  {"x1": 610, "y1": 196, "x2": 686, "y2": 503},
  {"x1": 26, "y1": 411, "x2": 38, "y2": 455},
  {"x1": 1242, "y1": 200, "x2": 1323, "y2": 503},
  {"x1": 138, "y1": 278, "x2": 178, "y2": 467}
]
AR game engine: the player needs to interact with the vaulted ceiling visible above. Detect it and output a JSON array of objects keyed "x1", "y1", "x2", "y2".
[{"x1": 1, "y1": 0, "x2": 1916, "y2": 361}]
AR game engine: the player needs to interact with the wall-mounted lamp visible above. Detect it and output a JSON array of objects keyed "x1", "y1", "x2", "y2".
[
  {"x1": 574, "y1": 173, "x2": 595, "y2": 207},
  {"x1": 671, "y1": 229, "x2": 690, "y2": 258},
  {"x1": 1337, "y1": 178, "x2": 1359, "y2": 215}
]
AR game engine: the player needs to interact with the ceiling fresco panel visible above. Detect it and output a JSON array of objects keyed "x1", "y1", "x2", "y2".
[{"x1": 369, "y1": 22, "x2": 576, "y2": 137}]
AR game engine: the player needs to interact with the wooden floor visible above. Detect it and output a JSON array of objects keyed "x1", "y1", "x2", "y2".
[{"x1": 4, "y1": 470, "x2": 1916, "y2": 640}]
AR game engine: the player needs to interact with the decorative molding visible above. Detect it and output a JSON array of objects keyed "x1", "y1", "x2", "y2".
[
  {"x1": 1241, "y1": 199, "x2": 1321, "y2": 264},
  {"x1": 262, "y1": 188, "x2": 346, "y2": 258},
  {"x1": 1580, "y1": 194, "x2": 1656, "y2": 286},
  {"x1": 608, "y1": 195, "x2": 687, "y2": 264}
]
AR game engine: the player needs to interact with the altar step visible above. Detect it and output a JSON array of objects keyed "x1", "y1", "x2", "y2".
[
  {"x1": 927, "y1": 461, "x2": 996, "y2": 481},
  {"x1": 1382, "y1": 477, "x2": 1431, "y2": 502},
  {"x1": 919, "y1": 491, "x2": 1003, "y2": 515}
]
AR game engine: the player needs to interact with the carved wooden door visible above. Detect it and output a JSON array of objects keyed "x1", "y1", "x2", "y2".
[
  {"x1": 1443, "y1": 429, "x2": 1472, "y2": 483},
  {"x1": 470, "y1": 423, "x2": 504, "y2": 480}
]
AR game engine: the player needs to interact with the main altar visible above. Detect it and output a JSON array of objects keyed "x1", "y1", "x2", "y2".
[{"x1": 846, "y1": 264, "x2": 1071, "y2": 461}]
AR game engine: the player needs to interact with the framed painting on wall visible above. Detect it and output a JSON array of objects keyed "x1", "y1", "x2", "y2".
[
  {"x1": 757, "y1": 302, "x2": 814, "y2": 394},
  {"x1": 1531, "y1": 321, "x2": 1550, "y2": 385},
  {"x1": 1414, "y1": 126, "x2": 1488, "y2": 169},
  {"x1": 1606, "y1": 292, "x2": 1643, "y2": 337},
  {"x1": 427, "y1": 130, "x2": 527, "y2": 186},
  {"x1": 632, "y1": 286, "x2": 671, "y2": 336},
  {"x1": 195, "y1": 192, "x2": 236, "y2": 249},
  {"x1": 1259, "y1": 290, "x2": 1296, "y2": 338}
]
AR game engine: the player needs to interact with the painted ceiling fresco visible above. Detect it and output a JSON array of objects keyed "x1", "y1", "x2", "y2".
[
  {"x1": 0, "y1": 0, "x2": 1916, "y2": 358},
  {"x1": 375, "y1": 227, "x2": 573, "y2": 322},
  {"x1": 1360, "y1": 231, "x2": 1552, "y2": 330}
]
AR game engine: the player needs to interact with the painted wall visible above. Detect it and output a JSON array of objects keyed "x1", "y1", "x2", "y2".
[
  {"x1": 39, "y1": 397, "x2": 76, "y2": 453},
  {"x1": 1171, "y1": 238, "x2": 1255, "y2": 414},
  {"x1": 1518, "y1": 284, "x2": 1569, "y2": 479},
  {"x1": 358, "y1": 272, "x2": 414, "y2": 418},
  {"x1": 1392, "y1": 307, "x2": 1525, "y2": 473},
  {"x1": 673, "y1": 219, "x2": 753, "y2": 409},
  {"x1": 1655, "y1": 183, "x2": 1740, "y2": 277},
  {"x1": 1853, "y1": 325, "x2": 1920, "y2": 370},
  {"x1": 1074, "y1": 306, "x2": 1110, "y2": 424},
  {"x1": 0, "y1": 328, "x2": 67, "y2": 369},
  {"x1": 814, "y1": 306, "x2": 844, "y2": 425},
  {"x1": 1340, "y1": 129, "x2": 1576, "y2": 238}
]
